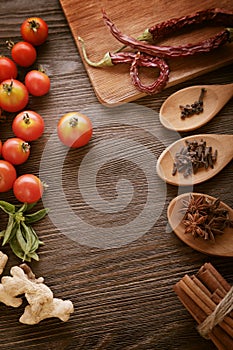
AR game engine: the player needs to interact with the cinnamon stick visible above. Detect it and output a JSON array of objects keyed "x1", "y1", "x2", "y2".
[
  {"x1": 192, "y1": 276, "x2": 233, "y2": 331},
  {"x1": 174, "y1": 263, "x2": 233, "y2": 349},
  {"x1": 180, "y1": 276, "x2": 233, "y2": 340},
  {"x1": 174, "y1": 283, "x2": 228, "y2": 350},
  {"x1": 197, "y1": 263, "x2": 233, "y2": 321},
  {"x1": 197, "y1": 263, "x2": 231, "y2": 294},
  {"x1": 211, "y1": 289, "x2": 233, "y2": 328}
]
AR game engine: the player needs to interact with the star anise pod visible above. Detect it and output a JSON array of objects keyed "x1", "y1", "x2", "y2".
[
  {"x1": 183, "y1": 212, "x2": 207, "y2": 238},
  {"x1": 180, "y1": 194, "x2": 233, "y2": 242},
  {"x1": 180, "y1": 194, "x2": 209, "y2": 215}
]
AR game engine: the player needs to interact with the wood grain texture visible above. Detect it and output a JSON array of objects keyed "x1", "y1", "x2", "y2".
[
  {"x1": 59, "y1": 0, "x2": 233, "y2": 105},
  {"x1": 0, "y1": 1, "x2": 232, "y2": 350}
]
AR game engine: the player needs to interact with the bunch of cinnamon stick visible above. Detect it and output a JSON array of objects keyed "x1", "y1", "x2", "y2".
[{"x1": 174, "y1": 263, "x2": 233, "y2": 349}]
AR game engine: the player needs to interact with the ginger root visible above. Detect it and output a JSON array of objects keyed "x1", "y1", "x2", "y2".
[
  {"x1": 0, "y1": 261, "x2": 74, "y2": 324},
  {"x1": 0, "y1": 251, "x2": 8, "y2": 275},
  {"x1": 20, "y1": 297, "x2": 74, "y2": 325}
]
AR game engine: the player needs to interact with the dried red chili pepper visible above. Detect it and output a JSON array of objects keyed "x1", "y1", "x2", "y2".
[
  {"x1": 78, "y1": 38, "x2": 136, "y2": 66},
  {"x1": 130, "y1": 52, "x2": 169, "y2": 93},
  {"x1": 139, "y1": 8, "x2": 233, "y2": 42},
  {"x1": 78, "y1": 37, "x2": 170, "y2": 94},
  {"x1": 102, "y1": 10, "x2": 233, "y2": 58}
]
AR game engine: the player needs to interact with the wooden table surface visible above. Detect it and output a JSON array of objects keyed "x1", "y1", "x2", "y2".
[{"x1": 0, "y1": 1, "x2": 232, "y2": 349}]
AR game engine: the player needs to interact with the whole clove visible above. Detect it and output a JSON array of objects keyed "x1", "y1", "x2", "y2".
[
  {"x1": 172, "y1": 139, "x2": 217, "y2": 178},
  {"x1": 180, "y1": 88, "x2": 206, "y2": 119}
]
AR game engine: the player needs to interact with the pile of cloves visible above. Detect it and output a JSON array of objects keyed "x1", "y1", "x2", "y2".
[
  {"x1": 180, "y1": 88, "x2": 206, "y2": 119},
  {"x1": 172, "y1": 139, "x2": 217, "y2": 178}
]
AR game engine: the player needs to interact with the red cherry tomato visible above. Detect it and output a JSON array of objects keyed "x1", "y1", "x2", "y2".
[
  {"x1": 13, "y1": 174, "x2": 43, "y2": 203},
  {"x1": 11, "y1": 41, "x2": 37, "y2": 67},
  {"x1": 25, "y1": 70, "x2": 50, "y2": 96},
  {"x1": 0, "y1": 140, "x2": 2, "y2": 156},
  {"x1": 57, "y1": 112, "x2": 93, "y2": 148},
  {"x1": 21, "y1": 17, "x2": 48, "y2": 46},
  {"x1": 0, "y1": 56, "x2": 18, "y2": 83},
  {"x1": 0, "y1": 79, "x2": 29, "y2": 112},
  {"x1": 12, "y1": 110, "x2": 44, "y2": 141},
  {"x1": 2, "y1": 138, "x2": 30, "y2": 165},
  {"x1": 0, "y1": 160, "x2": 17, "y2": 192}
]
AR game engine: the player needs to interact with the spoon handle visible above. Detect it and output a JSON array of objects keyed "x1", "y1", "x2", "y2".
[{"x1": 211, "y1": 83, "x2": 233, "y2": 105}]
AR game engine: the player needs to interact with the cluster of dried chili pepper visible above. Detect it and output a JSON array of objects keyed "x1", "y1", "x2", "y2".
[
  {"x1": 79, "y1": 8, "x2": 233, "y2": 94},
  {"x1": 180, "y1": 194, "x2": 233, "y2": 241}
]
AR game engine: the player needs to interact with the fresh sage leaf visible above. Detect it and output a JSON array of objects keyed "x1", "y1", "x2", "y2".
[
  {"x1": 25, "y1": 208, "x2": 50, "y2": 224},
  {"x1": 10, "y1": 235, "x2": 31, "y2": 262},
  {"x1": 0, "y1": 230, "x2": 5, "y2": 238},
  {"x1": 27, "y1": 251, "x2": 39, "y2": 261},
  {"x1": 16, "y1": 225, "x2": 28, "y2": 256},
  {"x1": 17, "y1": 202, "x2": 28, "y2": 213},
  {"x1": 0, "y1": 201, "x2": 15, "y2": 215},
  {"x1": 2, "y1": 215, "x2": 15, "y2": 246}
]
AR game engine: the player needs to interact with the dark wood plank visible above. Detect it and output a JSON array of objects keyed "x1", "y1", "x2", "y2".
[{"x1": 0, "y1": 1, "x2": 232, "y2": 349}]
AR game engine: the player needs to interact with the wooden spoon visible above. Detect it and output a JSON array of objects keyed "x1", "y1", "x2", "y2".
[
  {"x1": 167, "y1": 192, "x2": 233, "y2": 257},
  {"x1": 156, "y1": 134, "x2": 233, "y2": 186},
  {"x1": 159, "y1": 84, "x2": 233, "y2": 132}
]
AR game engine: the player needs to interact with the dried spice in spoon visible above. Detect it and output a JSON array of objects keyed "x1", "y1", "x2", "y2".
[
  {"x1": 179, "y1": 88, "x2": 206, "y2": 119},
  {"x1": 172, "y1": 139, "x2": 217, "y2": 178},
  {"x1": 180, "y1": 194, "x2": 233, "y2": 241}
]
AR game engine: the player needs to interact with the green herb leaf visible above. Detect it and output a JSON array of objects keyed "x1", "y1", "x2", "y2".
[
  {"x1": 25, "y1": 202, "x2": 38, "y2": 212},
  {"x1": 21, "y1": 222, "x2": 33, "y2": 254},
  {"x1": 0, "y1": 201, "x2": 16, "y2": 215},
  {"x1": 28, "y1": 225, "x2": 43, "y2": 253},
  {"x1": 27, "y1": 251, "x2": 39, "y2": 261},
  {"x1": 2, "y1": 215, "x2": 15, "y2": 246},
  {"x1": 10, "y1": 235, "x2": 31, "y2": 262},
  {"x1": 0, "y1": 230, "x2": 5, "y2": 238},
  {"x1": 17, "y1": 202, "x2": 28, "y2": 213},
  {"x1": 16, "y1": 225, "x2": 29, "y2": 260},
  {"x1": 25, "y1": 208, "x2": 49, "y2": 224}
]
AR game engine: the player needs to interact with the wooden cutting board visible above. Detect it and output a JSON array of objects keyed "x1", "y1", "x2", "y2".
[{"x1": 59, "y1": 0, "x2": 233, "y2": 106}]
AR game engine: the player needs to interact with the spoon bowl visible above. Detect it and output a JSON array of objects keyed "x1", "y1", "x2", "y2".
[
  {"x1": 167, "y1": 192, "x2": 233, "y2": 257},
  {"x1": 160, "y1": 84, "x2": 233, "y2": 132},
  {"x1": 156, "y1": 134, "x2": 233, "y2": 186}
]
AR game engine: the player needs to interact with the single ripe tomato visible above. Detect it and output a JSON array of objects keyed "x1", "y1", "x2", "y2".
[
  {"x1": 13, "y1": 174, "x2": 43, "y2": 203},
  {"x1": 12, "y1": 110, "x2": 44, "y2": 141},
  {"x1": 0, "y1": 160, "x2": 17, "y2": 192},
  {"x1": 2, "y1": 138, "x2": 30, "y2": 165},
  {"x1": 0, "y1": 79, "x2": 29, "y2": 112},
  {"x1": 25, "y1": 69, "x2": 50, "y2": 96},
  {"x1": 57, "y1": 112, "x2": 93, "y2": 148},
  {"x1": 11, "y1": 41, "x2": 37, "y2": 67},
  {"x1": 0, "y1": 140, "x2": 2, "y2": 156},
  {"x1": 21, "y1": 17, "x2": 48, "y2": 46},
  {"x1": 0, "y1": 56, "x2": 18, "y2": 82}
]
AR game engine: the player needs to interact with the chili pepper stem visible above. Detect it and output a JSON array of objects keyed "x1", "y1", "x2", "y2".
[
  {"x1": 226, "y1": 27, "x2": 233, "y2": 41},
  {"x1": 78, "y1": 36, "x2": 114, "y2": 67},
  {"x1": 114, "y1": 29, "x2": 153, "y2": 53},
  {"x1": 137, "y1": 29, "x2": 154, "y2": 42}
]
